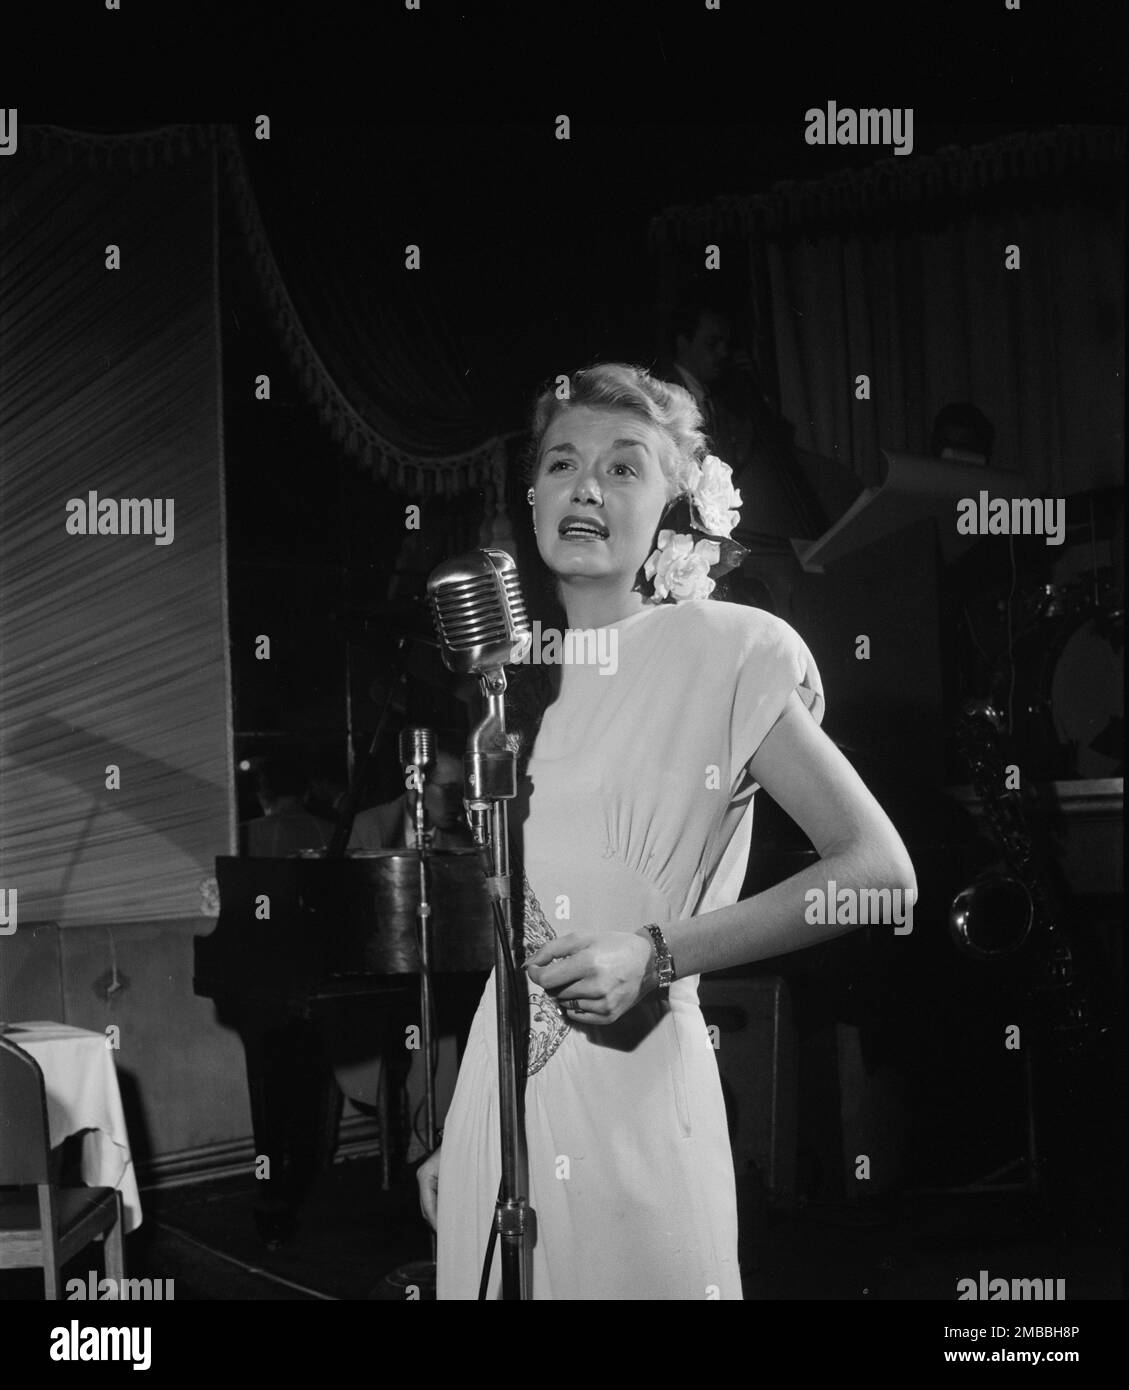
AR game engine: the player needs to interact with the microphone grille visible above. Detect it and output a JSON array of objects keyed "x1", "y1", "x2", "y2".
[
  {"x1": 502, "y1": 566, "x2": 529, "y2": 629},
  {"x1": 427, "y1": 549, "x2": 530, "y2": 661},
  {"x1": 430, "y1": 573, "x2": 503, "y2": 652},
  {"x1": 399, "y1": 726, "x2": 435, "y2": 770}
]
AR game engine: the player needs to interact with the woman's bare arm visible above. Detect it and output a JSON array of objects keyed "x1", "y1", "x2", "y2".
[{"x1": 661, "y1": 691, "x2": 917, "y2": 978}]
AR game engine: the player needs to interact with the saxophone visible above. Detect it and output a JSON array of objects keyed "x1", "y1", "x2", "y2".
[{"x1": 948, "y1": 699, "x2": 1109, "y2": 1055}]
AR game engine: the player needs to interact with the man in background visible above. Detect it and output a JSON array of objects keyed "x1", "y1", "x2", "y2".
[
  {"x1": 241, "y1": 755, "x2": 332, "y2": 856},
  {"x1": 661, "y1": 290, "x2": 834, "y2": 545},
  {"x1": 932, "y1": 401, "x2": 995, "y2": 466},
  {"x1": 348, "y1": 742, "x2": 474, "y2": 852}
]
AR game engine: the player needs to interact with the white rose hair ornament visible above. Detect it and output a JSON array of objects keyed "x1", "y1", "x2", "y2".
[{"x1": 638, "y1": 454, "x2": 747, "y2": 604}]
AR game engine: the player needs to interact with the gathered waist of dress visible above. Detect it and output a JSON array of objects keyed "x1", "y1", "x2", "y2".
[{"x1": 521, "y1": 859, "x2": 680, "y2": 935}]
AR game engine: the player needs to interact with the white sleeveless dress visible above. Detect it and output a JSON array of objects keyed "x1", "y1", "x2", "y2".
[{"x1": 436, "y1": 599, "x2": 824, "y2": 1299}]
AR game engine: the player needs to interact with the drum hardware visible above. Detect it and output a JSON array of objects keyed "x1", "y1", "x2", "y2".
[
  {"x1": 961, "y1": 485, "x2": 1125, "y2": 778},
  {"x1": 956, "y1": 478, "x2": 1123, "y2": 783},
  {"x1": 1017, "y1": 582, "x2": 1070, "y2": 623},
  {"x1": 975, "y1": 582, "x2": 1124, "y2": 781},
  {"x1": 1048, "y1": 603, "x2": 1123, "y2": 780}
]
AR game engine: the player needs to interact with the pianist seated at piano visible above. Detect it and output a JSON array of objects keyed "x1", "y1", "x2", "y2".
[
  {"x1": 347, "y1": 743, "x2": 476, "y2": 853},
  {"x1": 240, "y1": 755, "x2": 334, "y2": 857}
]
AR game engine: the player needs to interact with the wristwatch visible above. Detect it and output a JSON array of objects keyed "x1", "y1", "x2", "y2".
[{"x1": 642, "y1": 923, "x2": 676, "y2": 996}]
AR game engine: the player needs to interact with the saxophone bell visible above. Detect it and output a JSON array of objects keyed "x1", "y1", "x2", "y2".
[{"x1": 948, "y1": 871, "x2": 1034, "y2": 959}]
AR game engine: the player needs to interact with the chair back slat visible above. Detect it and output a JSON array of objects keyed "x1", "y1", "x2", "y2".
[{"x1": 0, "y1": 1035, "x2": 52, "y2": 1184}]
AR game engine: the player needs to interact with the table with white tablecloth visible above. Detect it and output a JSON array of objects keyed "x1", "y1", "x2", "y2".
[{"x1": 2, "y1": 1021, "x2": 143, "y2": 1232}]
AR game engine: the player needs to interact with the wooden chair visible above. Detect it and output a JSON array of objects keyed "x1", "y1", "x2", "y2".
[{"x1": 0, "y1": 1034, "x2": 124, "y2": 1298}]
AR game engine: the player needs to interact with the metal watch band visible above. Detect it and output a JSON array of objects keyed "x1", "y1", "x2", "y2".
[{"x1": 643, "y1": 922, "x2": 675, "y2": 994}]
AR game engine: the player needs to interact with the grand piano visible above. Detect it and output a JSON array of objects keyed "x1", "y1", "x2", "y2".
[{"x1": 194, "y1": 850, "x2": 494, "y2": 1236}]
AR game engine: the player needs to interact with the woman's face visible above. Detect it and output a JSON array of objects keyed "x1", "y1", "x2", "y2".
[{"x1": 531, "y1": 407, "x2": 673, "y2": 591}]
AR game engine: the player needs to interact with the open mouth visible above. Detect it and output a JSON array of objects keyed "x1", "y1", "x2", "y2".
[{"x1": 559, "y1": 517, "x2": 610, "y2": 540}]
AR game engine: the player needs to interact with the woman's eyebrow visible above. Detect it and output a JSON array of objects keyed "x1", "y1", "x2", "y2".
[{"x1": 544, "y1": 439, "x2": 649, "y2": 454}]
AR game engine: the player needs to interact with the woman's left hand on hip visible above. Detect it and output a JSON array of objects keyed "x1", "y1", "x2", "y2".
[{"x1": 524, "y1": 930, "x2": 654, "y2": 1024}]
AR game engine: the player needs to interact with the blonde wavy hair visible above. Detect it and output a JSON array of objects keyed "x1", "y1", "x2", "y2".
[{"x1": 525, "y1": 363, "x2": 709, "y2": 501}]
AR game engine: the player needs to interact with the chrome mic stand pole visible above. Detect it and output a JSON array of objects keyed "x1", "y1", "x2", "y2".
[
  {"x1": 410, "y1": 767, "x2": 440, "y2": 1269},
  {"x1": 411, "y1": 769, "x2": 439, "y2": 1156},
  {"x1": 376, "y1": 746, "x2": 441, "y2": 1297},
  {"x1": 464, "y1": 671, "x2": 531, "y2": 1300}
]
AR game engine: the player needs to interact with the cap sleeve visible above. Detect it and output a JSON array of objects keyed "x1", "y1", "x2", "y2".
[{"x1": 728, "y1": 612, "x2": 825, "y2": 791}]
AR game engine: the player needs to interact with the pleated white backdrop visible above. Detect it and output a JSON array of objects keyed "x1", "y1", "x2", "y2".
[{"x1": 0, "y1": 137, "x2": 235, "y2": 927}]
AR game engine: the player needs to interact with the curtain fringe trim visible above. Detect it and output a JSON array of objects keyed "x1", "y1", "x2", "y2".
[
  {"x1": 21, "y1": 123, "x2": 215, "y2": 169},
  {"x1": 216, "y1": 125, "x2": 518, "y2": 495}
]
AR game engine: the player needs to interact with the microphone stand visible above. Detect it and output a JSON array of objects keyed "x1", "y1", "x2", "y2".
[
  {"x1": 377, "y1": 758, "x2": 442, "y2": 1299},
  {"x1": 464, "y1": 668, "x2": 532, "y2": 1300},
  {"x1": 378, "y1": 764, "x2": 441, "y2": 1298},
  {"x1": 410, "y1": 767, "x2": 439, "y2": 1161}
]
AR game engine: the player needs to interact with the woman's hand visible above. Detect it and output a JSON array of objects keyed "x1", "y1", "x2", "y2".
[
  {"x1": 417, "y1": 1145, "x2": 441, "y2": 1231},
  {"x1": 524, "y1": 930, "x2": 656, "y2": 1025}
]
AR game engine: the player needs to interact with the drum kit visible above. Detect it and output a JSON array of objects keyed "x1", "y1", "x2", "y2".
[{"x1": 961, "y1": 487, "x2": 1123, "y2": 781}]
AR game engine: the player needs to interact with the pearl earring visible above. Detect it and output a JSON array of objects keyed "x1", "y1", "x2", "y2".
[{"x1": 526, "y1": 488, "x2": 535, "y2": 505}]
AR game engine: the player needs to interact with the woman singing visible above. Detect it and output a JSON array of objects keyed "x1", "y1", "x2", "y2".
[{"x1": 418, "y1": 363, "x2": 916, "y2": 1299}]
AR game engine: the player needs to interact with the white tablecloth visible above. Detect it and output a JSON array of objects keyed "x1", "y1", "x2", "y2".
[{"x1": 3, "y1": 1021, "x2": 143, "y2": 1233}]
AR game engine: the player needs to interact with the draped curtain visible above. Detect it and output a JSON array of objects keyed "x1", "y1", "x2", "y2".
[
  {"x1": 219, "y1": 125, "x2": 518, "y2": 500},
  {"x1": 0, "y1": 130, "x2": 235, "y2": 923},
  {"x1": 651, "y1": 126, "x2": 1125, "y2": 493}
]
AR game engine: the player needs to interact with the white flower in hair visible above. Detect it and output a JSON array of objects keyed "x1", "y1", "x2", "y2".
[
  {"x1": 643, "y1": 530, "x2": 722, "y2": 603},
  {"x1": 688, "y1": 454, "x2": 742, "y2": 537}
]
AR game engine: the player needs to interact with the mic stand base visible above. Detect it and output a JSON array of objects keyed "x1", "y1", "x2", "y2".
[{"x1": 368, "y1": 1258, "x2": 436, "y2": 1301}]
